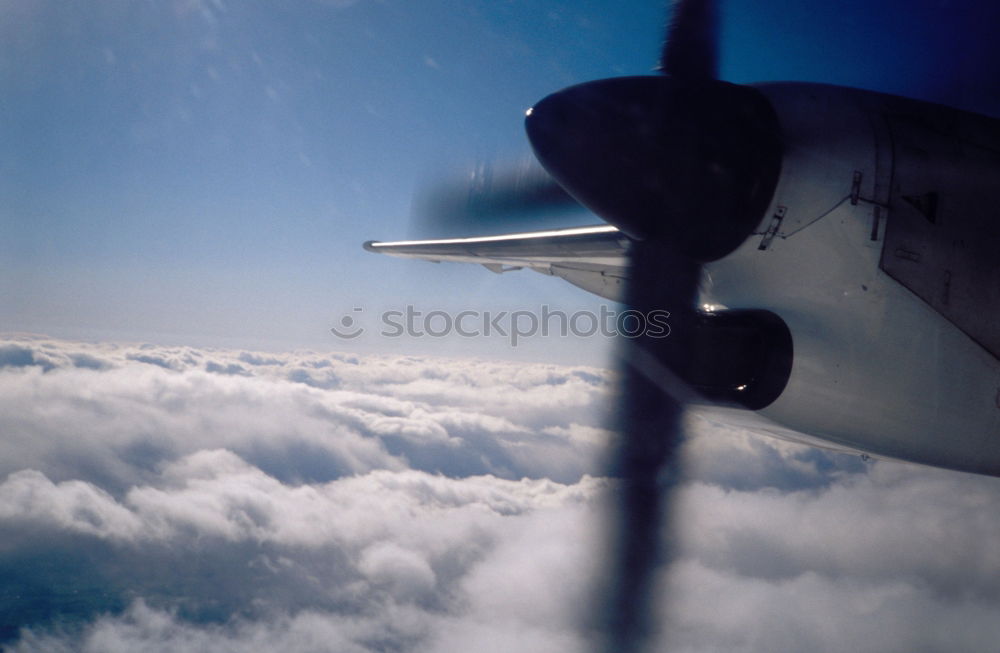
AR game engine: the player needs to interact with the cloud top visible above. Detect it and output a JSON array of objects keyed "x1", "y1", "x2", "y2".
[{"x1": 3, "y1": 335, "x2": 1000, "y2": 652}]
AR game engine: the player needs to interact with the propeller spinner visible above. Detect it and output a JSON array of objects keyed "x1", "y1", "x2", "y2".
[{"x1": 525, "y1": 75, "x2": 781, "y2": 261}]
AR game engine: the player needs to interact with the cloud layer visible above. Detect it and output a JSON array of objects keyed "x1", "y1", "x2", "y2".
[{"x1": 3, "y1": 335, "x2": 1000, "y2": 652}]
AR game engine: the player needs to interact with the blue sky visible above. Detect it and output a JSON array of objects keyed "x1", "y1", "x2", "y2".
[{"x1": 3, "y1": 0, "x2": 998, "y2": 362}]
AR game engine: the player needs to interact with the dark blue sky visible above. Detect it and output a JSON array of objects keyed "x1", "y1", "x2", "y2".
[{"x1": 3, "y1": 0, "x2": 997, "y2": 360}]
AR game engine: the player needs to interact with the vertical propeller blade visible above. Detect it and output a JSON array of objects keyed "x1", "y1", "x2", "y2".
[
  {"x1": 595, "y1": 242, "x2": 701, "y2": 653},
  {"x1": 658, "y1": 0, "x2": 719, "y2": 79},
  {"x1": 523, "y1": 2, "x2": 745, "y2": 650}
]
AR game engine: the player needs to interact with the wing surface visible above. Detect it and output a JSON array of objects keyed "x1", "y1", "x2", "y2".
[{"x1": 365, "y1": 225, "x2": 630, "y2": 301}]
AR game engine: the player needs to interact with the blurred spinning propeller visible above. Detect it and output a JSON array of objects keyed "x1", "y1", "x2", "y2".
[{"x1": 408, "y1": 1, "x2": 784, "y2": 650}]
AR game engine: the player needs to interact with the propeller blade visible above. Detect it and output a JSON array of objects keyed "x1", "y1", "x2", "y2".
[
  {"x1": 412, "y1": 158, "x2": 583, "y2": 236},
  {"x1": 523, "y1": 6, "x2": 778, "y2": 647},
  {"x1": 658, "y1": 0, "x2": 719, "y2": 79},
  {"x1": 595, "y1": 240, "x2": 701, "y2": 653}
]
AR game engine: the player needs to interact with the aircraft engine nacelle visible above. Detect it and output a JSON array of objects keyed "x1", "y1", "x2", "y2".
[{"x1": 680, "y1": 309, "x2": 793, "y2": 411}]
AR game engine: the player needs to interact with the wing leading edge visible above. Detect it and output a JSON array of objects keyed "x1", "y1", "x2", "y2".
[{"x1": 364, "y1": 224, "x2": 630, "y2": 301}]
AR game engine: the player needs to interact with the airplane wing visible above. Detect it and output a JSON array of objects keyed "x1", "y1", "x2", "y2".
[{"x1": 364, "y1": 224, "x2": 630, "y2": 302}]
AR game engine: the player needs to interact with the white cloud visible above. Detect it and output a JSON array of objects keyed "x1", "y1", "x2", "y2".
[
  {"x1": 4, "y1": 335, "x2": 1000, "y2": 652},
  {"x1": 0, "y1": 336, "x2": 607, "y2": 491},
  {"x1": 661, "y1": 559, "x2": 1000, "y2": 653},
  {"x1": 359, "y1": 541, "x2": 437, "y2": 599},
  {"x1": 12, "y1": 600, "x2": 396, "y2": 653},
  {"x1": 0, "y1": 469, "x2": 143, "y2": 539}
]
